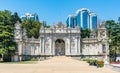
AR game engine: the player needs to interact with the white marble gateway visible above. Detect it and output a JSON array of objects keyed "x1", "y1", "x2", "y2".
[{"x1": 14, "y1": 21, "x2": 109, "y2": 61}]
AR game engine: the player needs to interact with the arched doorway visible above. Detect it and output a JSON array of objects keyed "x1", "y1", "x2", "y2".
[{"x1": 55, "y1": 39, "x2": 65, "y2": 56}]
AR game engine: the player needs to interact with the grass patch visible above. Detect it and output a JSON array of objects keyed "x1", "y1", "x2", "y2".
[{"x1": 0, "y1": 61, "x2": 38, "y2": 64}]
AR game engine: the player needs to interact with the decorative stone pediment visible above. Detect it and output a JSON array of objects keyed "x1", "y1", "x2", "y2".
[
  {"x1": 98, "y1": 22, "x2": 106, "y2": 29},
  {"x1": 56, "y1": 22, "x2": 64, "y2": 28},
  {"x1": 15, "y1": 21, "x2": 21, "y2": 29}
]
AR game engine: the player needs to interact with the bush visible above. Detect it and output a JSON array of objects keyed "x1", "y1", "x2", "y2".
[
  {"x1": 83, "y1": 58, "x2": 104, "y2": 68},
  {"x1": 89, "y1": 60, "x2": 98, "y2": 66},
  {"x1": 30, "y1": 58, "x2": 38, "y2": 61},
  {"x1": 96, "y1": 60, "x2": 104, "y2": 67},
  {"x1": 83, "y1": 58, "x2": 90, "y2": 63}
]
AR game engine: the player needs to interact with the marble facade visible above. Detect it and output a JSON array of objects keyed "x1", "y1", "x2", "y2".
[{"x1": 14, "y1": 22, "x2": 109, "y2": 60}]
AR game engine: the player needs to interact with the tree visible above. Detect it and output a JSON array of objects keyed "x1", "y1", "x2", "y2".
[
  {"x1": 118, "y1": 17, "x2": 120, "y2": 25},
  {"x1": 22, "y1": 19, "x2": 41, "y2": 39},
  {"x1": 105, "y1": 19, "x2": 120, "y2": 62},
  {"x1": 11, "y1": 12, "x2": 21, "y2": 25},
  {"x1": 81, "y1": 28, "x2": 91, "y2": 38},
  {"x1": 0, "y1": 10, "x2": 20, "y2": 61}
]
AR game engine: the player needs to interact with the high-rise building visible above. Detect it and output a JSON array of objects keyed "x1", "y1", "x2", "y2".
[
  {"x1": 67, "y1": 8, "x2": 97, "y2": 30},
  {"x1": 21, "y1": 13, "x2": 39, "y2": 21},
  {"x1": 80, "y1": 8, "x2": 90, "y2": 29},
  {"x1": 66, "y1": 14, "x2": 76, "y2": 28},
  {"x1": 89, "y1": 12, "x2": 97, "y2": 30},
  {"x1": 76, "y1": 9, "x2": 81, "y2": 27}
]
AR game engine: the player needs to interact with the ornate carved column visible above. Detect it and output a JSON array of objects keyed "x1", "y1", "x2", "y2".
[
  {"x1": 18, "y1": 41, "x2": 23, "y2": 61},
  {"x1": 69, "y1": 28, "x2": 71, "y2": 55},
  {"x1": 51, "y1": 28, "x2": 53, "y2": 55},
  {"x1": 43, "y1": 28, "x2": 45, "y2": 55}
]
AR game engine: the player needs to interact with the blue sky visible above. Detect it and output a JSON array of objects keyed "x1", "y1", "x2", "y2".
[{"x1": 0, "y1": 0, "x2": 120, "y2": 25}]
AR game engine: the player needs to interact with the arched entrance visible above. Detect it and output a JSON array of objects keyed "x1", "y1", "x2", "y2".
[{"x1": 55, "y1": 39, "x2": 65, "y2": 56}]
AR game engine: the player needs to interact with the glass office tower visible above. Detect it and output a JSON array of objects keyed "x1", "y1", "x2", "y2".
[
  {"x1": 89, "y1": 12, "x2": 97, "y2": 30},
  {"x1": 21, "y1": 13, "x2": 39, "y2": 21},
  {"x1": 81, "y1": 8, "x2": 89, "y2": 29},
  {"x1": 67, "y1": 15, "x2": 76, "y2": 28},
  {"x1": 67, "y1": 8, "x2": 97, "y2": 30},
  {"x1": 76, "y1": 9, "x2": 81, "y2": 27}
]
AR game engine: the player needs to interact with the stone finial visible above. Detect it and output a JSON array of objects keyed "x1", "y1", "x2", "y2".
[
  {"x1": 57, "y1": 22, "x2": 64, "y2": 28},
  {"x1": 99, "y1": 21, "x2": 106, "y2": 28}
]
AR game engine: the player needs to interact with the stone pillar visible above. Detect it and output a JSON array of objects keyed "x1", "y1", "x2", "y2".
[
  {"x1": 18, "y1": 42, "x2": 23, "y2": 61},
  {"x1": 39, "y1": 38, "x2": 41, "y2": 55},
  {"x1": 69, "y1": 29, "x2": 71, "y2": 55},
  {"x1": 79, "y1": 37, "x2": 81, "y2": 55},
  {"x1": 104, "y1": 43, "x2": 109, "y2": 65},
  {"x1": 43, "y1": 37, "x2": 45, "y2": 55},
  {"x1": 19, "y1": 56, "x2": 22, "y2": 62},
  {"x1": 67, "y1": 38, "x2": 70, "y2": 55},
  {"x1": 40, "y1": 37, "x2": 44, "y2": 55},
  {"x1": 40, "y1": 37, "x2": 42, "y2": 55},
  {"x1": 51, "y1": 29, "x2": 54, "y2": 56},
  {"x1": 77, "y1": 37, "x2": 80, "y2": 55}
]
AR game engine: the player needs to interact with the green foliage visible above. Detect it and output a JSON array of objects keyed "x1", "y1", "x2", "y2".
[
  {"x1": 30, "y1": 58, "x2": 38, "y2": 61},
  {"x1": 105, "y1": 20, "x2": 120, "y2": 48},
  {"x1": 0, "y1": 48, "x2": 7, "y2": 55},
  {"x1": 105, "y1": 19, "x2": 120, "y2": 62},
  {"x1": 0, "y1": 10, "x2": 20, "y2": 61},
  {"x1": 11, "y1": 12, "x2": 21, "y2": 25},
  {"x1": 0, "y1": 61, "x2": 37, "y2": 64},
  {"x1": 96, "y1": 60, "x2": 104, "y2": 67},
  {"x1": 22, "y1": 19, "x2": 41, "y2": 39},
  {"x1": 44, "y1": 25, "x2": 50, "y2": 28},
  {"x1": 118, "y1": 17, "x2": 120, "y2": 25},
  {"x1": 83, "y1": 58, "x2": 104, "y2": 68},
  {"x1": 83, "y1": 58, "x2": 91, "y2": 63},
  {"x1": 81, "y1": 28, "x2": 91, "y2": 38}
]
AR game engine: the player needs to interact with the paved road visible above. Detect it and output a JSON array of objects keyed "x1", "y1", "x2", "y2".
[{"x1": 0, "y1": 56, "x2": 119, "y2": 73}]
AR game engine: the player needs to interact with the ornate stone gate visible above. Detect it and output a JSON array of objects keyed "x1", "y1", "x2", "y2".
[
  {"x1": 14, "y1": 22, "x2": 109, "y2": 61},
  {"x1": 39, "y1": 25, "x2": 81, "y2": 56}
]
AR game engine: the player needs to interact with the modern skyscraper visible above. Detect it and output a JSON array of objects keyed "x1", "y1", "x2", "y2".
[
  {"x1": 80, "y1": 8, "x2": 90, "y2": 29},
  {"x1": 67, "y1": 8, "x2": 97, "y2": 30},
  {"x1": 89, "y1": 12, "x2": 97, "y2": 30},
  {"x1": 76, "y1": 9, "x2": 81, "y2": 27},
  {"x1": 66, "y1": 14, "x2": 76, "y2": 28},
  {"x1": 21, "y1": 13, "x2": 39, "y2": 21}
]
